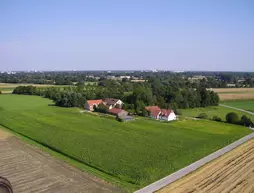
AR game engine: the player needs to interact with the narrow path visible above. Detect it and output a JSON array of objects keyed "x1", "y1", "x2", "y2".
[
  {"x1": 134, "y1": 132, "x2": 254, "y2": 193},
  {"x1": 219, "y1": 104, "x2": 254, "y2": 115},
  {"x1": 0, "y1": 129, "x2": 121, "y2": 193}
]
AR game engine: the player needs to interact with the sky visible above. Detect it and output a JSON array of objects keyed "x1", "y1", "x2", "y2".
[{"x1": 0, "y1": 0, "x2": 254, "y2": 71}]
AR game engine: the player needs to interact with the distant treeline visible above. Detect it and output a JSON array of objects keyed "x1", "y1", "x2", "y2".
[
  {"x1": 1, "y1": 71, "x2": 254, "y2": 87},
  {"x1": 13, "y1": 77, "x2": 219, "y2": 112}
]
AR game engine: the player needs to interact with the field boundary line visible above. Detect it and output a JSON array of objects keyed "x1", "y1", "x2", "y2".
[
  {"x1": 219, "y1": 104, "x2": 254, "y2": 115},
  {"x1": 134, "y1": 132, "x2": 254, "y2": 193}
]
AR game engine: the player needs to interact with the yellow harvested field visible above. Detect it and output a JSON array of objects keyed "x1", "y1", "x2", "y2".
[
  {"x1": 0, "y1": 83, "x2": 56, "y2": 88},
  {"x1": 211, "y1": 88, "x2": 254, "y2": 100},
  {"x1": 158, "y1": 139, "x2": 254, "y2": 193},
  {"x1": 213, "y1": 88, "x2": 254, "y2": 93}
]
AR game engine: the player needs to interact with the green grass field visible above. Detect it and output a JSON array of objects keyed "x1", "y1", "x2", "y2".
[
  {"x1": 181, "y1": 105, "x2": 254, "y2": 122},
  {"x1": 0, "y1": 95, "x2": 252, "y2": 191},
  {"x1": 221, "y1": 100, "x2": 254, "y2": 112}
]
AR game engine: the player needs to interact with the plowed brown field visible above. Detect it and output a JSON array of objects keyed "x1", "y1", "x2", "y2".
[
  {"x1": 158, "y1": 139, "x2": 254, "y2": 193},
  {"x1": 212, "y1": 88, "x2": 254, "y2": 100},
  {"x1": 0, "y1": 129, "x2": 121, "y2": 193}
]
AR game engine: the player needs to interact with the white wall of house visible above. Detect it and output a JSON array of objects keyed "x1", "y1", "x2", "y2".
[
  {"x1": 161, "y1": 112, "x2": 177, "y2": 121},
  {"x1": 115, "y1": 100, "x2": 124, "y2": 108}
]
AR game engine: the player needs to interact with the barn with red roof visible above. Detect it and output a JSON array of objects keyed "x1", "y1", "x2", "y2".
[{"x1": 84, "y1": 99, "x2": 103, "y2": 111}]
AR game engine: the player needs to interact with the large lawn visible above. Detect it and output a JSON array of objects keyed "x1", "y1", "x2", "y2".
[
  {"x1": 221, "y1": 100, "x2": 254, "y2": 112},
  {"x1": 181, "y1": 105, "x2": 254, "y2": 122},
  {"x1": 0, "y1": 95, "x2": 252, "y2": 191}
]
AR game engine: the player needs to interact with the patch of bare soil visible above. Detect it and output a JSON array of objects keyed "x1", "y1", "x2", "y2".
[
  {"x1": 0, "y1": 129, "x2": 11, "y2": 139},
  {"x1": 0, "y1": 135, "x2": 121, "y2": 193},
  {"x1": 158, "y1": 139, "x2": 254, "y2": 193}
]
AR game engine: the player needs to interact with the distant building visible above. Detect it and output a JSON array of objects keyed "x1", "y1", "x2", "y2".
[
  {"x1": 120, "y1": 76, "x2": 131, "y2": 79},
  {"x1": 145, "y1": 106, "x2": 176, "y2": 121},
  {"x1": 226, "y1": 83, "x2": 236, "y2": 87},
  {"x1": 130, "y1": 79, "x2": 146, "y2": 83},
  {"x1": 84, "y1": 99, "x2": 103, "y2": 111}
]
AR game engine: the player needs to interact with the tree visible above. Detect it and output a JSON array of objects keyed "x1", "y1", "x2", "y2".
[
  {"x1": 174, "y1": 109, "x2": 182, "y2": 115},
  {"x1": 212, "y1": 116, "x2": 222, "y2": 122},
  {"x1": 240, "y1": 115, "x2": 253, "y2": 127},
  {"x1": 95, "y1": 103, "x2": 108, "y2": 113},
  {"x1": 0, "y1": 90, "x2": 2, "y2": 94},
  {"x1": 197, "y1": 113, "x2": 208, "y2": 119},
  {"x1": 226, "y1": 112, "x2": 239, "y2": 124}
]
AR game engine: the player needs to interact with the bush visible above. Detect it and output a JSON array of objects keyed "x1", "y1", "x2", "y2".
[
  {"x1": 174, "y1": 109, "x2": 182, "y2": 115},
  {"x1": 240, "y1": 115, "x2": 253, "y2": 127},
  {"x1": 94, "y1": 103, "x2": 108, "y2": 113},
  {"x1": 212, "y1": 116, "x2": 222, "y2": 122},
  {"x1": 0, "y1": 90, "x2": 2, "y2": 94},
  {"x1": 226, "y1": 112, "x2": 239, "y2": 124},
  {"x1": 197, "y1": 113, "x2": 208, "y2": 119}
]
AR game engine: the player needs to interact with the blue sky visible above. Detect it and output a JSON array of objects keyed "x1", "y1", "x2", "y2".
[{"x1": 1, "y1": 0, "x2": 254, "y2": 71}]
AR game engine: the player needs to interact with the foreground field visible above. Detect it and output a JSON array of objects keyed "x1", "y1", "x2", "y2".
[
  {"x1": 158, "y1": 139, "x2": 254, "y2": 193},
  {"x1": 212, "y1": 88, "x2": 254, "y2": 100},
  {"x1": 181, "y1": 105, "x2": 254, "y2": 122},
  {"x1": 221, "y1": 100, "x2": 254, "y2": 112},
  {"x1": 0, "y1": 129, "x2": 120, "y2": 193},
  {"x1": 0, "y1": 95, "x2": 251, "y2": 191}
]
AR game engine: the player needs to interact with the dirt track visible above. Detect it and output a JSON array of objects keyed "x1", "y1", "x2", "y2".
[
  {"x1": 0, "y1": 129, "x2": 121, "y2": 193},
  {"x1": 158, "y1": 139, "x2": 254, "y2": 193}
]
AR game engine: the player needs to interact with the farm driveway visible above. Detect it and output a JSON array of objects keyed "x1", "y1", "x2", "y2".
[
  {"x1": 0, "y1": 129, "x2": 121, "y2": 193},
  {"x1": 219, "y1": 104, "x2": 254, "y2": 115}
]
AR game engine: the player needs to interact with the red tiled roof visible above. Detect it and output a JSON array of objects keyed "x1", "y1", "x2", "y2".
[
  {"x1": 161, "y1": 109, "x2": 173, "y2": 117},
  {"x1": 145, "y1": 106, "x2": 161, "y2": 117},
  {"x1": 108, "y1": 108, "x2": 123, "y2": 115},
  {"x1": 87, "y1": 99, "x2": 103, "y2": 106}
]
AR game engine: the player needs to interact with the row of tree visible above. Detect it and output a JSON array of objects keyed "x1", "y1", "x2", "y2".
[
  {"x1": 12, "y1": 77, "x2": 220, "y2": 113},
  {"x1": 197, "y1": 112, "x2": 253, "y2": 127},
  {"x1": 13, "y1": 86, "x2": 86, "y2": 108},
  {"x1": 226, "y1": 112, "x2": 253, "y2": 127}
]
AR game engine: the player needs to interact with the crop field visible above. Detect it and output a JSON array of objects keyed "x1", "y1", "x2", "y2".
[
  {"x1": 0, "y1": 83, "x2": 62, "y2": 93},
  {"x1": 221, "y1": 100, "x2": 254, "y2": 112},
  {"x1": 158, "y1": 139, "x2": 254, "y2": 193},
  {"x1": 0, "y1": 95, "x2": 252, "y2": 191},
  {"x1": 181, "y1": 105, "x2": 254, "y2": 122},
  {"x1": 0, "y1": 82, "x2": 97, "y2": 93},
  {"x1": 212, "y1": 88, "x2": 254, "y2": 100}
]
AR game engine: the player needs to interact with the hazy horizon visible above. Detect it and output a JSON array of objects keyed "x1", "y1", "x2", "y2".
[{"x1": 1, "y1": 0, "x2": 254, "y2": 71}]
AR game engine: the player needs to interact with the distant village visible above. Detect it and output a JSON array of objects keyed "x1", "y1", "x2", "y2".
[{"x1": 84, "y1": 98, "x2": 177, "y2": 122}]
